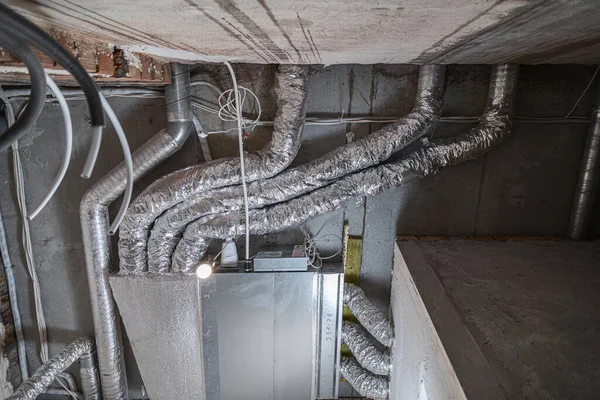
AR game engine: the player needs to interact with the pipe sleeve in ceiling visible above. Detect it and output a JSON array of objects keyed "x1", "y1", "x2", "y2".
[
  {"x1": 170, "y1": 64, "x2": 518, "y2": 273},
  {"x1": 148, "y1": 65, "x2": 445, "y2": 273},
  {"x1": 80, "y1": 64, "x2": 193, "y2": 399},
  {"x1": 118, "y1": 65, "x2": 309, "y2": 274}
]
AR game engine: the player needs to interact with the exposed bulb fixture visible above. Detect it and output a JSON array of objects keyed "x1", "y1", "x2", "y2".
[{"x1": 196, "y1": 262, "x2": 213, "y2": 279}]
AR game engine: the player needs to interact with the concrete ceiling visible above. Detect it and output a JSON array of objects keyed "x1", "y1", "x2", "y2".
[{"x1": 9, "y1": 0, "x2": 600, "y2": 65}]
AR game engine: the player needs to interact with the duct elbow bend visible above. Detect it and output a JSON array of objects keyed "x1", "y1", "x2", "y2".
[
  {"x1": 166, "y1": 62, "x2": 193, "y2": 146},
  {"x1": 80, "y1": 186, "x2": 103, "y2": 220},
  {"x1": 166, "y1": 119, "x2": 193, "y2": 148}
]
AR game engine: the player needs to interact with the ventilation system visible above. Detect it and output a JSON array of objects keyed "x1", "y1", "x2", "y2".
[{"x1": 1, "y1": 3, "x2": 600, "y2": 400}]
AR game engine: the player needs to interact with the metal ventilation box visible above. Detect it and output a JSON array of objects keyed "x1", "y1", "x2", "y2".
[{"x1": 110, "y1": 264, "x2": 344, "y2": 400}]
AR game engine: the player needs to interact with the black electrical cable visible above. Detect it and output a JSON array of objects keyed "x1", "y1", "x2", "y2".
[
  {"x1": 0, "y1": 2, "x2": 104, "y2": 128},
  {"x1": 0, "y1": 37, "x2": 46, "y2": 152}
]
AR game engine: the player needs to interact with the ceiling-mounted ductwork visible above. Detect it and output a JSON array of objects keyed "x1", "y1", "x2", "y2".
[
  {"x1": 162, "y1": 64, "x2": 518, "y2": 273},
  {"x1": 118, "y1": 65, "x2": 309, "y2": 274}
]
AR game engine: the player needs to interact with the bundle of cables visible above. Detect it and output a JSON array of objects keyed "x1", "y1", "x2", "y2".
[{"x1": 0, "y1": 4, "x2": 134, "y2": 398}]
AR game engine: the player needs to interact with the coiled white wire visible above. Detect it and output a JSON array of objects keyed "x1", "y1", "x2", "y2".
[{"x1": 2, "y1": 91, "x2": 80, "y2": 400}]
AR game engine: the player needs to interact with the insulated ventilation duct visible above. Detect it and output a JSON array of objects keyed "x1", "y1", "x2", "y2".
[
  {"x1": 163, "y1": 64, "x2": 518, "y2": 273},
  {"x1": 568, "y1": 76, "x2": 600, "y2": 240},
  {"x1": 340, "y1": 283, "x2": 394, "y2": 398},
  {"x1": 80, "y1": 63, "x2": 193, "y2": 399},
  {"x1": 128, "y1": 64, "x2": 446, "y2": 273},
  {"x1": 8, "y1": 337, "x2": 99, "y2": 400},
  {"x1": 118, "y1": 65, "x2": 309, "y2": 274}
]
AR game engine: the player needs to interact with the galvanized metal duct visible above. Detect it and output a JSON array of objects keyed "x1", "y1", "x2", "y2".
[
  {"x1": 568, "y1": 78, "x2": 600, "y2": 240},
  {"x1": 80, "y1": 63, "x2": 193, "y2": 399},
  {"x1": 343, "y1": 283, "x2": 395, "y2": 348},
  {"x1": 340, "y1": 357, "x2": 389, "y2": 400},
  {"x1": 148, "y1": 65, "x2": 445, "y2": 273},
  {"x1": 171, "y1": 64, "x2": 519, "y2": 273},
  {"x1": 118, "y1": 65, "x2": 309, "y2": 274},
  {"x1": 342, "y1": 321, "x2": 391, "y2": 375},
  {"x1": 7, "y1": 337, "x2": 99, "y2": 400}
]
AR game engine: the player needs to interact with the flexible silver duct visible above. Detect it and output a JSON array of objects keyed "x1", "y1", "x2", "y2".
[
  {"x1": 80, "y1": 348, "x2": 101, "y2": 400},
  {"x1": 80, "y1": 63, "x2": 193, "y2": 399},
  {"x1": 343, "y1": 283, "x2": 395, "y2": 348},
  {"x1": 568, "y1": 78, "x2": 600, "y2": 240},
  {"x1": 148, "y1": 65, "x2": 445, "y2": 273},
  {"x1": 342, "y1": 321, "x2": 391, "y2": 375},
  {"x1": 118, "y1": 64, "x2": 309, "y2": 274},
  {"x1": 171, "y1": 64, "x2": 519, "y2": 273},
  {"x1": 340, "y1": 357, "x2": 389, "y2": 400},
  {"x1": 7, "y1": 337, "x2": 99, "y2": 400}
]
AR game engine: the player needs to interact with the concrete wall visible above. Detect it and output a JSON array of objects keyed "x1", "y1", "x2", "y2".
[
  {"x1": 389, "y1": 244, "x2": 467, "y2": 400},
  {"x1": 0, "y1": 63, "x2": 597, "y2": 397}
]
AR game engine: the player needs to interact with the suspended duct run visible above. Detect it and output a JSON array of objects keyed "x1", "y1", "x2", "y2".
[
  {"x1": 568, "y1": 77, "x2": 600, "y2": 240},
  {"x1": 8, "y1": 337, "x2": 99, "y2": 400},
  {"x1": 144, "y1": 64, "x2": 446, "y2": 273},
  {"x1": 118, "y1": 65, "x2": 309, "y2": 274},
  {"x1": 80, "y1": 63, "x2": 193, "y2": 399},
  {"x1": 168, "y1": 64, "x2": 518, "y2": 273}
]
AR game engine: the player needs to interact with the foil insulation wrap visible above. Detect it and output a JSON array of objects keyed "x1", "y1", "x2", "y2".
[
  {"x1": 170, "y1": 64, "x2": 518, "y2": 273},
  {"x1": 8, "y1": 338, "x2": 95, "y2": 400},
  {"x1": 342, "y1": 321, "x2": 391, "y2": 375},
  {"x1": 340, "y1": 357, "x2": 389, "y2": 400},
  {"x1": 118, "y1": 65, "x2": 309, "y2": 274},
  {"x1": 343, "y1": 284, "x2": 395, "y2": 348},
  {"x1": 81, "y1": 129, "x2": 188, "y2": 400},
  {"x1": 148, "y1": 65, "x2": 446, "y2": 273},
  {"x1": 80, "y1": 348, "x2": 101, "y2": 400}
]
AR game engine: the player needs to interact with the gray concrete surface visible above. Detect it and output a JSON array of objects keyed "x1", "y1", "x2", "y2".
[
  {"x1": 9, "y1": 0, "x2": 600, "y2": 64},
  {"x1": 0, "y1": 63, "x2": 597, "y2": 397},
  {"x1": 408, "y1": 239, "x2": 600, "y2": 399}
]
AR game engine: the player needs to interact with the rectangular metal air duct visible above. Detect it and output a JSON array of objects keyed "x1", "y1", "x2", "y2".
[{"x1": 110, "y1": 265, "x2": 344, "y2": 400}]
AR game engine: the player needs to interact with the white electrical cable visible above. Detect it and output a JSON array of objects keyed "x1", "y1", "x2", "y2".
[
  {"x1": 98, "y1": 93, "x2": 134, "y2": 235},
  {"x1": 80, "y1": 125, "x2": 102, "y2": 179},
  {"x1": 0, "y1": 88, "x2": 29, "y2": 383},
  {"x1": 304, "y1": 233, "x2": 343, "y2": 269},
  {"x1": 12, "y1": 132, "x2": 50, "y2": 368},
  {"x1": 1, "y1": 89, "x2": 79, "y2": 400},
  {"x1": 223, "y1": 61, "x2": 250, "y2": 261},
  {"x1": 28, "y1": 73, "x2": 72, "y2": 220}
]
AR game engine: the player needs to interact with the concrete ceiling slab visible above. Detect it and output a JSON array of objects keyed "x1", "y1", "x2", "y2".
[{"x1": 8, "y1": 0, "x2": 600, "y2": 65}]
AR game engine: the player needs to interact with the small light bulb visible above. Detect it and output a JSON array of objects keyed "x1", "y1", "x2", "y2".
[{"x1": 196, "y1": 263, "x2": 213, "y2": 279}]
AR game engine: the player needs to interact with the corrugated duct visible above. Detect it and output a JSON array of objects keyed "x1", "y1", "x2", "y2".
[
  {"x1": 342, "y1": 321, "x2": 391, "y2": 375},
  {"x1": 344, "y1": 283, "x2": 395, "y2": 348},
  {"x1": 568, "y1": 77, "x2": 600, "y2": 240},
  {"x1": 80, "y1": 63, "x2": 193, "y2": 399},
  {"x1": 7, "y1": 337, "x2": 99, "y2": 400},
  {"x1": 118, "y1": 65, "x2": 309, "y2": 274},
  {"x1": 146, "y1": 65, "x2": 445, "y2": 273},
  {"x1": 340, "y1": 357, "x2": 389, "y2": 400},
  {"x1": 170, "y1": 64, "x2": 519, "y2": 273}
]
